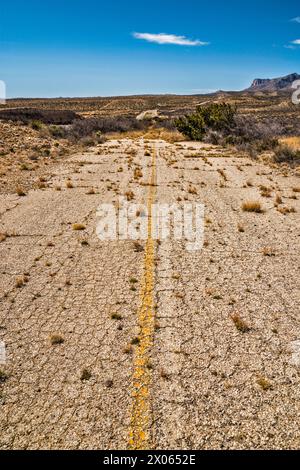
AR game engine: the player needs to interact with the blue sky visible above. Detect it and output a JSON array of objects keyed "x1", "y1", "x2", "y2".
[{"x1": 1, "y1": 0, "x2": 300, "y2": 97}]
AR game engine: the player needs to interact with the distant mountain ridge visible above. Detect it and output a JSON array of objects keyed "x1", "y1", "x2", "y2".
[{"x1": 246, "y1": 73, "x2": 300, "y2": 92}]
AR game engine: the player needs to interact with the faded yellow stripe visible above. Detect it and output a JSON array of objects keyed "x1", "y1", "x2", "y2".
[{"x1": 128, "y1": 144, "x2": 157, "y2": 450}]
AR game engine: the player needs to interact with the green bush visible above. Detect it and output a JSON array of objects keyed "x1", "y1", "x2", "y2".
[
  {"x1": 175, "y1": 103, "x2": 236, "y2": 141},
  {"x1": 30, "y1": 120, "x2": 43, "y2": 130}
]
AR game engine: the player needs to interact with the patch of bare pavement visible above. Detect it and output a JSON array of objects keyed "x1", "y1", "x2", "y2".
[{"x1": 0, "y1": 138, "x2": 299, "y2": 449}]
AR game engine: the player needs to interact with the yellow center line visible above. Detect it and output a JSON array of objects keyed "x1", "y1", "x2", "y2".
[{"x1": 128, "y1": 143, "x2": 157, "y2": 450}]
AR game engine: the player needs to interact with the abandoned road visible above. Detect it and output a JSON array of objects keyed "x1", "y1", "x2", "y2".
[{"x1": 0, "y1": 138, "x2": 299, "y2": 449}]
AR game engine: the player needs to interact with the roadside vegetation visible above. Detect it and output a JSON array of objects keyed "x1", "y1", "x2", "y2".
[{"x1": 175, "y1": 103, "x2": 300, "y2": 165}]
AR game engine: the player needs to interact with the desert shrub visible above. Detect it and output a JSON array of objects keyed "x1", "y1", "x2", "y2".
[
  {"x1": 49, "y1": 125, "x2": 67, "y2": 138},
  {"x1": 30, "y1": 120, "x2": 43, "y2": 130},
  {"x1": 64, "y1": 115, "x2": 146, "y2": 142},
  {"x1": 273, "y1": 145, "x2": 300, "y2": 164},
  {"x1": 154, "y1": 118, "x2": 177, "y2": 131},
  {"x1": 175, "y1": 103, "x2": 236, "y2": 140},
  {"x1": 0, "y1": 108, "x2": 80, "y2": 125}
]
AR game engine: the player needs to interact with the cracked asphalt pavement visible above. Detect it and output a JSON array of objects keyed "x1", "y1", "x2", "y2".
[{"x1": 0, "y1": 139, "x2": 299, "y2": 449}]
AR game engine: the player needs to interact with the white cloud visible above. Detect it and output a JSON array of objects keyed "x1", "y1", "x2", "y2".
[
  {"x1": 133, "y1": 32, "x2": 209, "y2": 46},
  {"x1": 291, "y1": 17, "x2": 300, "y2": 23},
  {"x1": 291, "y1": 39, "x2": 300, "y2": 44}
]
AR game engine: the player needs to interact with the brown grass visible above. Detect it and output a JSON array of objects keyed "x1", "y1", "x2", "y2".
[
  {"x1": 50, "y1": 334, "x2": 65, "y2": 345},
  {"x1": 0, "y1": 369, "x2": 8, "y2": 383},
  {"x1": 262, "y1": 247, "x2": 276, "y2": 257},
  {"x1": 86, "y1": 188, "x2": 95, "y2": 195},
  {"x1": 134, "y1": 168, "x2": 143, "y2": 179},
  {"x1": 16, "y1": 186, "x2": 26, "y2": 197},
  {"x1": 277, "y1": 206, "x2": 296, "y2": 215},
  {"x1": 111, "y1": 313, "x2": 123, "y2": 320},
  {"x1": 242, "y1": 201, "x2": 264, "y2": 213},
  {"x1": 133, "y1": 241, "x2": 144, "y2": 252},
  {"x1": 230, "y1": 313, "x2": 251, "y2": 333},
  {"x1": 260, "y1": 185, "x2": 272, "y2": 198},
  {"x1": 125, "y1": 190, "x2": 135, "y2": 201},
  {"x1": 280, "y1": 136, "x2": 300, "y2": 150},
  {"x1": 257, "y1": 376, "x2": 272, "y2": 391},
  {"x1": 80, "y1": 369, "x2": 92, "y2": 381},
  {"x1": 72, "y1": 223, "x2": 86, "y2": 231}
]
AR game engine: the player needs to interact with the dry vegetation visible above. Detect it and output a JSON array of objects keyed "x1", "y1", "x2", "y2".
[{"x1": 0, "y1": 90, "x2": 299, "y2": 196}]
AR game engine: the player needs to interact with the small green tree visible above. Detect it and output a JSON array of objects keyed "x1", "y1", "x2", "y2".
[{"x1": 175, "y1": 102, "x2": 237, "y2": 141}]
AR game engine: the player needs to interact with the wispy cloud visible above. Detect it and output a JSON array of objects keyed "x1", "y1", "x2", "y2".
[
  {"x1": 133, "y1": 32, "x2": 209, "y2": 46},
  {"x1": 291, "y1": 39, "x2": 300, "y2": 44},
  {"x1": 291, "y1": 17, "x2": 300, "y2": 23}
]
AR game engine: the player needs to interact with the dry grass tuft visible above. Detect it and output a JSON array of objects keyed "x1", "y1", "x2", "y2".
[
  {"x1": 262, "y1": 247, "x2": 276, "y2": 257},
  {"x1": 133, "y1": 241, "x2": 144, "y2": 252},
  {"x1": 0, "y1": 369, "x2": 8, "y2": 383},
  {"x1": 125, "y1": 190, "x2": 135, "y2": 201},
  {"x1": 72, "y1": 223, "x2": 86, "y2": 231},
  {"x1": 16, "y1": 186, "x2": 26, "y2": 197},
  {"x1": 50, "y1": 334, "x2": 65, "y2": 345},
  {"x1": 242, "y1": 201, "x2": 264, "y2": 213},
  {"x1": 86, "y1": 188, "x2": 95, "y2": 195},
  {"x1": 111, "y1": 313, "x2": 123, "y2": 320},
  {"x1": 134, "y1": 168, "x2": 143, "y2": 180},
  {"x1": 260, "y1": 185, "x2": 272, "y2": 198},
  {"x1": 131, "y1": 337, "x2": 140, "y2": 346},
  {"x1": 15, "y1": 276, "x2": 28, "y2": 288},
  {"x1": 230, "y1": 313, "x2": 251, "y2": 333},
  {"x1": 257, "y1": 376, "x2": 272, "y2": 391},
  {"x1": 277, "y1": 206, "x2": 296, "y2": 215},
  {"x1": 80, "y1": 369, "x2": 92, "y2": 381}
]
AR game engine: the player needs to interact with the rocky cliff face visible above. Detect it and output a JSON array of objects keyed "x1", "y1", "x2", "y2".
[{"x1": 247, "y1": 73, "x2": 300, "y2": 91}]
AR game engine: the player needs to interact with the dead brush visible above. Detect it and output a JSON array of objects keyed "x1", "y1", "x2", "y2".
[
  {"x1": 260, "y1": 185, "x2": 272, "y2": 198},
  {"x1": 15, "y1": 275, "x2": 28, "y2": 288},
  {"x1": 218, "y1": 168, "x2": 228, "y2": 181},
  {"x1": 257, "y1": 376, "x2": 272, "y2": 391},
  {"x1": 86, "y1": 188, "x2": 95, "y2": 195},
  {"x1": 242, "y1": 201, "x2": 264, "y2": 213},
  {"x1": 230, "y1": 312, "x2": 251, "y2": 333},
  {"x1": 188, "y1": 185, "x2": 198, "y2": 195},
  {"x1": 72, "y1": 223, "x2": 86, "y2": 231},
  {"x1": 0, "y1": 369, "x2": 8, "y2": 383},
  {"x1": 0, "y1": 233, "x2": 7, "y2": 243},
  {"x1": 277, "y1": 206, "x2": 296, "y2": 215},
  {"x1": 262, "y1": 247, "x2": 276, "y2": 257},
  {"x1": 134, "y1": 168, "x2": 143, "y2": 180},
  {"x1": 133, "y1": 241, "x2": 144, "y2": 252},
  {"x1": 16, "y1": 186, "x2": 26, "y2": 197},
  {"x1": 50, "y1": 334, "x2": 65, "y2": 345},
  {"x1": 125, "y1": 190, "x2": 135, "y2": 201}
]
